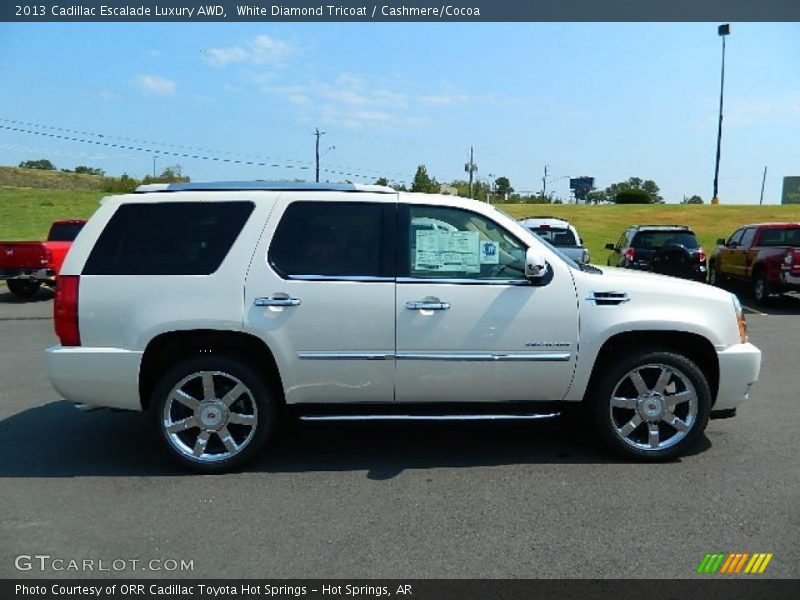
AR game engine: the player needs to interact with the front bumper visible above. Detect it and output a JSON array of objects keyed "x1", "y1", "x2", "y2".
[
  {"x1": 713, "y1": 342, "x2": 761, "y2": 412},
  {"x1": 45, "y1": 345, "x2": 143, "y2": 411}
]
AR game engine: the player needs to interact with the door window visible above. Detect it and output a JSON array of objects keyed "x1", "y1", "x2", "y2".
[
  {"x1": 728, "y1": 229, "x2": 744, "y2": 247},
  {"x1": 268, "y1": 201, "x2": 395, "y2": 279},
  {"x1": 403, "y1": 205, "x2": 526, "y2": 280},
  {"x1": 739, "y1": 228, "x2": 757, "y2": 248}
]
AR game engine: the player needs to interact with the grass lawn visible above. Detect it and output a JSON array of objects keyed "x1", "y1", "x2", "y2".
[
  {"x1": 497, "y1": 203, "x2": 800, "y2": 263},
  {"x1": 1, "y1": 185, "x2": 799, "y2": 264}
]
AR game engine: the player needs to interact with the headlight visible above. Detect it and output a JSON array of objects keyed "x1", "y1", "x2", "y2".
[{"x1": 732, "y1": 294, "x2": 747, "y2": 343}]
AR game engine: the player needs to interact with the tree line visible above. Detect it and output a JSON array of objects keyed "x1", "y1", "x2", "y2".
[{"x1": 17, "y1": 158, "x2": 189, "y2": 192}]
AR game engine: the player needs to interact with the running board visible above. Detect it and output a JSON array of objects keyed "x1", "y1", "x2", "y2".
[
  {"x1": 288, "y1": 401, "x2": 567, "y2": 420},
  {"x1": 298, "y1": 413, "x2": 560, "y2": 422}
]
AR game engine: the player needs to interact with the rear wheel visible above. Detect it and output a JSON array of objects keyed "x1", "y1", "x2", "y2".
[
  {"x1": 590, "y1": 348, "x2": 711, "y2": 461},
  {"x1": 151, "y1": 356, "x2": 277, "y2": 473},
  {"x1": 6, "y1": 279, "x2": 41, "y2": 298},
  {"x1": 752, "y1": 272, "x2": 773, "y2": 306},
  {"x1": 707, "y1": 262, "x2": 723, "y2": 287}
]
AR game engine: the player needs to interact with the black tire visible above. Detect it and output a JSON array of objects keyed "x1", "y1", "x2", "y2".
[
  {"x1": 589, "y1": 348, "x2": 711, "y2": 461},
  {"x1": 707, "y1": 262, "x2": 723, "y2": 287},
  {"x1": 752, "y1": 272, "x2": 772, "y2": 306},
  {"x1": 6, "y1": 279, "x2": 41, "y2": 298},
  {"x1": 151, "y1": 355, "x2": 277, "y2": 473}
]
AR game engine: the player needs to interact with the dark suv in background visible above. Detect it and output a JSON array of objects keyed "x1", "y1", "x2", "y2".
[{"x1": 605, "y1": 225, "x2": 707, "y2": 282}]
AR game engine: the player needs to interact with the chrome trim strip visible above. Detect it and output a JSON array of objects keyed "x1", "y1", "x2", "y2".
[
  {"x1": 396, "y1": 352, "x2": 571, "y2": 362},
  {"x1": 586, "y1": 291, "x2": 630, "y2": 304},
  {"x1": 297, "y1": 352, "x2": 394, "y2": 361},
  {"x1": 299, "y1": 413, "x2": 560, "y2": 422},
  {"x1": 289, "y1": 275, "x2": 394, "y2": 283},
  {"x1": 397, "y1": 277, "x2": 530, "y2": 286}
]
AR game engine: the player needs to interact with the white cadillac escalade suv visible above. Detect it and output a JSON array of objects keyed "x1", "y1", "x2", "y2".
[{"x1": 46, "y1": 182, "x2": 761, "y2": 472}]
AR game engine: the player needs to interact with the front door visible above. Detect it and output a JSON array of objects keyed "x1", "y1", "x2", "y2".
[{"x1": 394, "y1": 203, "x2": 579, "y2": 404}]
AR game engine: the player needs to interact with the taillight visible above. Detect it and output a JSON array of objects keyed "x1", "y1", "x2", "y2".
[
  {"x1": 785, "y1": 250, "x2": 795, "y2": 266},
  {"x1": 54, "y1": 275, "x2": 80, "y2": 346},
  {"x1": 623, "y1": 248, "x2": 636, "y2": 262},
  {"x1": 41, "y1": 247, "x2": 52, "y2": 267},
  {"x1": 697, "y1": 247, "x2": 706, "y2": 262}
]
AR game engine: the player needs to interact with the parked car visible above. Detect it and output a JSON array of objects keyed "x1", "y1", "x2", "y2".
[
  {"x1": 45, "y1": 182, "x2": 760, "y2": 472},
  {"x1": 518, "y1": 216, "x2": 590, "y2": 264},
  {"x1": 604, "y1": 225, "x2": 707, "y2": 282},
  {"x1": 0, "y1": 219, "x2": 86, "y2": 298},
  {"x1": 709, "y1": 222, "x2": 800, "y2": 304}
]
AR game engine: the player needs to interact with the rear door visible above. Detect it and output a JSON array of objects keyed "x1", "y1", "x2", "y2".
[
  {"x1": 244, "y1": 194, "x2": 397, "y2": 405},
  {"x1": 394, "y1": 202, "x2": 579, "y2": 404}
]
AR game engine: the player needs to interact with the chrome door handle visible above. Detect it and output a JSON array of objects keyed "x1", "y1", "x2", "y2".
[
  {"x1": 406, "y1": 300, "x2": 450, "y2": 311},
  {"x1": 255, "y1": 295, "x2": 301, "y2": 307}
]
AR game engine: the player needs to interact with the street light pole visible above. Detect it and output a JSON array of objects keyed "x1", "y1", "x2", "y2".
[{"x1": 712, "y1": 24, "x2": 730, "y2": 204}]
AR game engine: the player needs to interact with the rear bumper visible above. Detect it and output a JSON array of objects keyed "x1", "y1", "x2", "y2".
[
  {"x1": 779, "y1": 268, "x2": 800, "y2": 290},
  {"x1": 45, "y1": 345, "x2": 143, "y2": 411},
  {"x1": 0, "y1": 268, "x2": 54, "y2": 280},
  {"x1": 713, "y1": 343, "x2": 761, "y2": 412}
]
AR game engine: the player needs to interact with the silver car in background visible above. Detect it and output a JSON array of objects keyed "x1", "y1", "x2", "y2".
[{"x1": 519, "y1": 216, "x2": 590, "y2": 264}]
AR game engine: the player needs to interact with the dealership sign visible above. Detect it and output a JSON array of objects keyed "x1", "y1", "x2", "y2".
[{"x1": 782, "y1": 176, "x2": 800, "y2": 204}]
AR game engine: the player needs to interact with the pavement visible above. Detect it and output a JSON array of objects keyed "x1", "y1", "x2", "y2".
[{"x1": 0, "y1": 287, "x2": 798, "y2": 579}]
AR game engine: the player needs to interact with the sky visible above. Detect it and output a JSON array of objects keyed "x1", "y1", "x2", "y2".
[{"x1": 0, "y1": 22, "x2": 798, "y2": 204}]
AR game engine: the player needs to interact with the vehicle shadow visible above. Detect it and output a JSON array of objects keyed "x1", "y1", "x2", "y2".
[
  {"x1": 732, "y1": 288, "x2": 800, "y2": 316},
  {"x1": 0, "y1": 286, "x2": 54, "y2": 304},
  {"x1": 0, "y1": 401, "x2": 711, "y2": 478}
]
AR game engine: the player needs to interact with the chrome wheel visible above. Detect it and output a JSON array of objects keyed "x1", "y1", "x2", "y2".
[
  {"x1": 162, "y1": 370, "x2": 258, "y2": 463},
  {"x1": 609, "y1": 363, "x2": 698, "y2": 451}
]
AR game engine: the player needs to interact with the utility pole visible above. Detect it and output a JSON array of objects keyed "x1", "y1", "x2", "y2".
[
  {"x1": 759, "y1": 165, "x2": 768, "y2": 205},
  {"x1": 712, "y1": 24, "x2": 730, "y2": 204},
  {"x1": 314, "y1": 128, "x2": 326, "y2": 183},
  {"x1": 465, "y1": 146, "x2": 478, "y2": 199},
  {"x1": 542, "y1": 164, "x2": 549, "y2": 197}
]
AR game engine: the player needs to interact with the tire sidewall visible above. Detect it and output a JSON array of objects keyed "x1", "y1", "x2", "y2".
[
  {"x1": 752, "y1": 273, "x2": 770, "y2": 305},
  {"x1": 7, "y1": 279, "x2": 41, "y2": 298},
  {"x1": 151, "y1": 355, "x2": 276, "y2": 473},
  {"x1": 590, "y1": 348, "x2": 711, "y2": 460}
]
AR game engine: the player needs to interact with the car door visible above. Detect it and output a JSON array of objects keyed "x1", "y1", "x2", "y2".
[
  {"x1": 738, "y1": 228, "x2": 758, "y2": 278},
  {"x1": 718, "y1": 228, "x2": 744, "y2": 279},
  {"x1": 244, "y1": 194, "x2": 397, "y2": 405},
  {"x1": 395, "y1": 202, "x2": 579, "y2": 404}
]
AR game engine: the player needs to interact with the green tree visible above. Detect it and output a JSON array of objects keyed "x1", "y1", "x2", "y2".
[
  {"x1": 19, "y1": 159, "x2": 55, "y2": 170},
  {"x1": 411, "y1": 165, "x2": 438, "y2": 194},
  {"x1": 595, "y1": 177, "x2": 664, "y2": 204},
  {"x1": 494, "y1": 176, "x2": 513, "y2": 197},
  {"x1": 74, "y1": 165, "x2": 105, "y2": 176},
  {"x1": 614, "y1": 189, "x2": 652, "y2": 204},
  {"x1": 374, "y1": 177, "x2": 389, "y2": 186},
  {"x1": 682, "y1": 195, "x2": 704, "y2": 204}
]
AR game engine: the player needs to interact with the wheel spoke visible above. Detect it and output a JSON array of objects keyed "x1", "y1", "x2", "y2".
[
  {"x1": 220, "y1": 383, "x2": 246, "y2": 407},
  {"x1": 173, "y1": 390, "x2": 199, "y2": 410},
  {"x1": 630, "y1": 372, "x2": 649, "y2": 396},
  {"x1": 193, "y1": 431, "x2": 211, "y2": 457},
  {"x1": 228, "y1": 412, "x2": 256, "y2": 426},
  {"x1": 218, "y1": 427, "x2": 238, "y2": 453},
  {"x1": 665, "y1": 390, "x2": 695, "y2": 409},
  {"x1": 166, "y1": 416, "x2": 198, "y2": 433},
  {"x1": 648, "y1": 423, "x2": 660, "y2": 448},
  {"x1": 618, "y1": 414, "x2": 642, "y2": 437},
  {"x1": 202, "y1": 373, "x2": 216, "y2": 401},
  {"x1": 611, "y1": 396, "x2": 638, "y2": 409},
  {"x1": 653, "y1": 368, "x2": 672, "y2": 394},
  {"x1": 662, "y1": 411, "x2": 690, "y2": 432}
]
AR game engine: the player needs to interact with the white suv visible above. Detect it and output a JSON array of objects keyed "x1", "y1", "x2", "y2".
[{"x1": 46, "y1": 182, "x2": 761, "y2": 472}]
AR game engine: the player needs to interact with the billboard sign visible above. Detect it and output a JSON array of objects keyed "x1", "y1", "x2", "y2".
[{"x1": 782, "y1": 177, "x2": 800, "y2": 204}]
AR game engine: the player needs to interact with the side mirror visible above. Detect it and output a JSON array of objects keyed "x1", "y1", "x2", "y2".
[
  {"x1": 717, "y1": 238, "x2": 726, "y2": 246},
  {"x1": 604, "y1": 243, "x2": 615, "y2": 251},
  {"x1": 525, "y1": 247, "x2": 548, "y2": 280}
]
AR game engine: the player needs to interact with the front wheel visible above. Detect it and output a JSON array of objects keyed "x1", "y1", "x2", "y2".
[
  {"x1": 590, "y1": 349, "x2": 711, "y2": 460},
  {"x1": 151, "y1": 356, "x2": 277, "y2": 473},
  {"x1": 708, "y1": 263, "x2": 722, "y2": 287},
  {"x1": 6, "y1": 279, "x2": 41, "y2": 298}
]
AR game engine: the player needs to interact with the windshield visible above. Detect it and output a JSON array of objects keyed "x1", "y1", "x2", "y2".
[
  {"x1": 528, "y1": 227, "x2": 578, "y2": 247},
  {"x1": 631, "y1": 231, "x2": 698, "y2": 249}
]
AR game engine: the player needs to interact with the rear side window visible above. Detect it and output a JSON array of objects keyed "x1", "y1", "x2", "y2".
[
  {"x1": 83, "y1": 202, "x2": 254, "y2": 275},
  {"x1": 268, "y1": 202, "x2": 395, "y2": 278},
  {"x1": 48, "y1": 222, "x2": 84, "y2": 242},
  {"x1": 756, "y1": 228, "x2": 800, "y2": 247},
  {"x1": 631, "y1": 231, "x2": 698, "y2": 249}
]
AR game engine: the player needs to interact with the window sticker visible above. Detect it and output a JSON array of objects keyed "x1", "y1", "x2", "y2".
[
  {"x1": 480, "y1": 241, "x2": 500, "y2": 264},
  {"x1": 415, "y1": 230, "x2": 480, "y2": 273}
]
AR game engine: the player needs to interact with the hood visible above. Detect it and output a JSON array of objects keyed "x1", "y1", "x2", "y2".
[{"x1": 582, "y1": 265, "x2": 732, "y2": 303}]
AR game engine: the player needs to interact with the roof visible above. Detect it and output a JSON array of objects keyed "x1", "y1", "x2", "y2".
[
  {"x1": 740, "y1": 222, "x2": 800, "y2": 229},
  {"x1": 134, "y1": 181, "x2": 396, "y2": 194},
  {"x1": 630, "y1": 225, "x2": 692, "y2": 232},
  {"x1": 518, "y1": 216, "x2": 572, "y2": 228}
]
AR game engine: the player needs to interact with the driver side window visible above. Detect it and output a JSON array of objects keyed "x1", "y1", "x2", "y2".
[
  {"x1": 728, "y1": 229, "x2": 744, "y2": 247},
  {"x1": 406, "y1": 205, "x2": 526, "y2": 280}
]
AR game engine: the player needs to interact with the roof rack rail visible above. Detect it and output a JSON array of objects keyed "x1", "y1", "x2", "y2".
[
  {"x1": 134, "y1": 181, "x2": 396, "y2": 194},
  {"x1": 518, "y1": 215, "x2": 568, "y2": 221},
  {"x1": 634, "y1": 224, "x2": 691, "y2": 229}
]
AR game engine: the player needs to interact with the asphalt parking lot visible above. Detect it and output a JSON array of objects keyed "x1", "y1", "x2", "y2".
[{"x1": 1, "y1": 287, "x2": 799, "y2": 579}]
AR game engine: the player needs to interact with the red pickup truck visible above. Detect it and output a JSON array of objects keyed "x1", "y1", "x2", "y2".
[
  {"x1": 709, "y1": 222, "x2": 800, "y2": 305},
  {"x1": 0, "y1": 219, "x2": 86, "y2": 298}
]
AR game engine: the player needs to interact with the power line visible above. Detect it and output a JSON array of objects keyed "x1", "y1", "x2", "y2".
[{"x1": 0, "y1": 123, "x2": 408, "y2": 183}]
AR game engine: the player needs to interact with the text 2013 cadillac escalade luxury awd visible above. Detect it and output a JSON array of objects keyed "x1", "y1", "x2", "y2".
[{"x1": 45, "y1": 182, "x2": 761, "y2": 472}]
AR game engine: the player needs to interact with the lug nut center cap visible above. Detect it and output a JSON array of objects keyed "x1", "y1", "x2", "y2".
[
  {"x1": 198, "y1": 401, "x2": 228, "y2": 431},
  {"x1": 638, "y1": 393, "x2": 665, "y2": 421}
]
